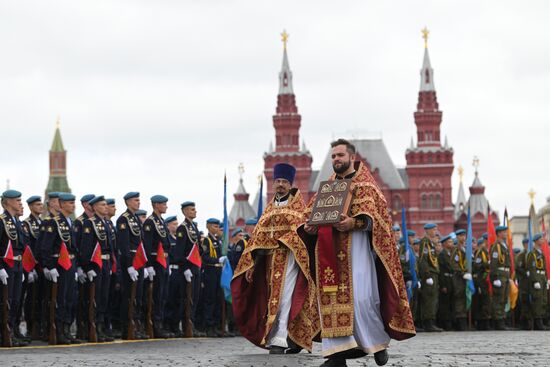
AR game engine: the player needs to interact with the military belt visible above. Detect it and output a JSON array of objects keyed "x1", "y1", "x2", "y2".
[
  {"x1": 443, "y1": 272, "x2": 452, "y2": 277},
  {"x1": 497, "y1": 267, "x2": 510, "y2": 272},
  {"x1": 169, "y1": 264, "x2": 180, "y2": 270},
  {"x1": 206, "y1": 263, "x2": 222, "y2": 268},
  {"x1": 100, "y1": 254, "x2": 111, "y2": 260},
  {"x1": 151, "y1": 252, "x2": 168, "y2": 258},
  {"x1": 130, "y1": 249, "x2": 137, "y2": 253},
  {"x1": 52, "y1": 254, "x2": 76, "y2": 260},
  {"x1": 3, "y1": 255, "x2": 23, "y2": 261},
  {"x1": 536, "y1": 270, "x2": 546, "y2": 275}
]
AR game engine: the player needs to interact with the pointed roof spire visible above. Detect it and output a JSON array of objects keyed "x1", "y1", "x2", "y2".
[
  {"x1": 455, "y1": 165, "x2": 467, "y2": 220},
  {"x1": 51, "y1": 116, "x2": 65, "y2": 152},
  {"x1": 420, "y1": 27, "x2": 435, "y2": 92},
  {"x1": 278, "y1": 30, "x2": 294, "y2": 95}
]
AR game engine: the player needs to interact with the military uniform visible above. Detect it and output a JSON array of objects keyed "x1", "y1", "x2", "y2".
[
  {"x1": 117, "y1": 205, "x2": 147, "y2": 340},
  {"x1": 526, "y1": 241, "x2": 549, "y2": 330},
  {"x1": 437, "y1": 243, "x2": 454, "y2": 330},
  {"x1": 515, "y1": 240, "x2": 532, "y2": 330},
  {"x1": 472, "y1": 242, "x2": 491, "y2": 330},
  {"x1": 418, "y1": 230, "x2": 441, "y2": 331},
  {"x1": 489, "y1": 228, "x2": 511, "y2": 330},
  {"x1": 450, "y1": 245, "x2": 468, "y2": 330},
  {"x1": 21, "y1": 209, "x2": 42, "y2": 340},
  {"x1": 142, "y1": 208, "x2": 171, "y2": 337},
  {"x1": 201, "y1": 220, "x2": 224, "y2": 337},
  {"x1": 105, "y1": 210, "x2": 121, "y2": 338}
]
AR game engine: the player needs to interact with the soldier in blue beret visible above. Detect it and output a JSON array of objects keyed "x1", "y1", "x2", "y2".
[
  {"x1": 135, "y1": 209, "x2": 147, "y2": 223},
  {"x1": 41, "y1": 192, "x2": 83, "y2": 344},
  {"x1": 392, "y1": 224, "x2": 401, "y2": 244},
  {"x1": 104, "y1": 198, "x2": 121, "y2": 339},
  {"x1": 117, "y1": 191, "x2": 147, "y2": 340},
  {"x1": 489, "y1": 224, "x2": 511, "y2": 330},
  {"x1": 168, "y1": 200, "x2": 204, "y2": 337},
  {"x1": 450, "y1": 229, "x2": 471, "y2": 331},
  {"x1": 142, "y1": 195, "x2": 172, "y2": 338},
  {"x1": 437, "y1": 234, "x2": 454, "y2": 330},
  {"x1": 527, "y1": 233, "x2": 550, "y2": 330},
  {"x1": 473, "y1": 233, "x2": 491, "y2": 330},
  {"x1": 515, "y1": 236, "x2": 531, "y2": 329},
  {"x1": 244, "y1": 218, "x2": 257, "y2": 240},
  {"x1": 228, "y1": 228, "x2": 245, "y2": 272},
  {"x1": 0, "y1": 190, "x2": 28, "y2": 346},
  {"x1": 418, "y1": 222, "x2": 442, "y2": 331}
]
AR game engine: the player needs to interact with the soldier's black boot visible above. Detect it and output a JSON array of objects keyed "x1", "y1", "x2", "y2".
[
  {"x1": 153, "y1": 323, "x2": 170, "y2": 338},
  {"x1": 206, "y1": 326, "x2": 217, "y2": 338},
  {"x1": 374, "y1": 349, "x2": 389, "y2": 366},
  {"x1": 56, "y1": 324, "x2": 70, "y2": 345},
  {"x1": 65, "y1": 324, "x2": 83, "y2": 344},
  {"x1": 424, "y1": 320, "x2": 442, "y2": 332},
  {"x1": 97, "y1": 324, "x2": 114, "y2": 342},
  {"x1": 520, "y1": 319, "x2": 531, "y2": 330},
  {"x1": 443, "y1": 320, "x2": 453, "y2": 331},
  {"x1": 14, "y1": 323, "x2": 31, "y2": 342},
  {"x1": 170, "y1": 324, "x2": 184, "y2": 338},
  {"x1": 193, "y1": 327, "x2": 206, "y2": 337},
  {"x1": 457, "y1": 318, "x2": 467, "y2": 331},
  {"x1": 534, "y1": 319, "x2": 550, "y2": 331}
]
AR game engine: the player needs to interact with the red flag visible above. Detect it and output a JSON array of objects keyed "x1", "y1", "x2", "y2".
[
  {"x1": 91, "y1": 242, "x2": 103, "y2": 270},
  {"x1": 541, "y1": 219, "x2": 550, "y2": 281},
  {"x1": 132, "y1": 242, "x2": 147, "y2": 270},
  {"x1": 156, "y1": 242, "x2": 167, "y2": 268},
  {"x1": 22, "y1": 245, "x2": 37, "y2": 272},
  {"x1": 187, "y1": 243, "x2": 202, "y2": 268},
  {"x1": 2, "y1": 240, "x2": 14, "y2": 268},
  {"x1": 486, "y1": 209, "x2": 496, "y2": 295},
  {"x1": 57, "y1": 242, "x2": 72, "y2": 271}
]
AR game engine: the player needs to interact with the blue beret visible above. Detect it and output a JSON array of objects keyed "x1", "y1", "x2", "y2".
[
  {"x1": 533, "y1": 233, "x2": 543, "y2": 242},
  {"x1": 231, "y1": 228, "x2": 243, "y2": 237},
  {"x1": 273, "y1": 163, "x2": 296, "y2": 184},
  {"x1": 455, "y1": 229, "x2": 466, "y2": 236},
  {"x1": 59, "y1": 193, "x2": 76, "y2": 202},
  {"x1": 398, "y1": 237, "x2": 405, "y2": 244},
  {"x1": 392, "y1": 225, "x2": 401, "y2": 232},
  {"x1": 135, "y1": 209, "x2": 147, "y2": 216},
  {"x1": 477, "y1": 238, "x2": 485, "y2": 245},
  {"x1": 26, "y1": 195, "x2": 41, "y2": 204},
  {"x1": 106, "y1": 198, "x2": 115, "y2": 205},
  {"x1": 513, "y1": 248, "x2": 522, "y2": 255},
  {"x1": 441, "y1": 235, "x2": 452, "y2": 243},
  {"x1": 424, "y1": 223, "x2": 437, "y2": 230},
  {"x1": 495, "y1": 225, "x2": 508, "y2": 233},
  {"x1": 80, "y1": 194, "x2": 95, "y2": 203},
  {"x1": 123, "y1": 192, "x2": 140, "y2": 200},
  {"x1": 206, "y1": 218, "x2": 221, "y2": 225},
  {"x1": 47, "y1": 192, "x2": 60, "y2": 199},
  {"x1": 181, "y1": 201, "x2": 195, "y2": 209},
  {"x1": 482, "y1": 233, "x2": 488, "y2": 240},
  {"x1": 245, "y1": 218, "x2": 258, "y2": 225},
  {"x1": 413, "y1": 239, "x2": 421, "y2": 245},
  {"x1": 2, "y1": 190, "x2": 22, "y2": 199},
  {"x1": 453, "y1": 238, "x2": 458, "y2": 245},
  {"x1": 522, "y1": 238, "x2": 529, "y2": 245},
  {"x1": 89, "y1": 195, "x2": 106, "y2": 206},
  {"x1": 165, "y1": 215, "x2": 177, "y2": 224},
  {"x1": 407, "y1": 230, "x2": 416, "y2": 237},
  {"x1": 151, "y1": 195, "x2": 168, "y2": 204}
]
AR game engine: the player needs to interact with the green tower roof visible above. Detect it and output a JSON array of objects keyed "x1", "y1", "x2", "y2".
[{"x1": 50, "y1": 120, "x2": 65, "y2": 152}]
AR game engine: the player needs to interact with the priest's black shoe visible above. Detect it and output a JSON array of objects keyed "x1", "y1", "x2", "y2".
[
  {"x1": 320, "y1": 357, "x2": 347, "y2": 367},
  {"x1": 374, "y1": 349, "x2": 389, "y2": 366}
]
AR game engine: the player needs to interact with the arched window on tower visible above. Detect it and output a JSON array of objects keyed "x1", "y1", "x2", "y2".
[
  {"x1": 421, "y1": 194, "x2": 428, "y2": 209},
  {"x1": 392, "y1": 195, "x2": 402, "y2": 211},
  {"x1": 425, "y1": 69, "x2": 430, "y2": 84},
  {"x1": 434, "y1": 194, "x2": 441, "y2": 209}
]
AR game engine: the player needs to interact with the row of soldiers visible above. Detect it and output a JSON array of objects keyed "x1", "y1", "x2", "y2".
[
  {"x1": 395, "y1": 223, "x2": 550, "y2": 332},
  {"x1": 0, "y1": 190, "x2": 253, "y2": 347}
]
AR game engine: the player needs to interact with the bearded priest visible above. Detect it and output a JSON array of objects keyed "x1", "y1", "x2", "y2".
[
  {"x1": 303, "y1": 139, "x2": 415, "y2": 367},
  {"x1": 231, "y1": 163, "x2": 320, "y2": 354}
]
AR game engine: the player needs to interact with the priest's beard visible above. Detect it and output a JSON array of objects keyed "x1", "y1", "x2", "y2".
[{"x1": 333, "y1": 159, "x2": 351, "y2": 174}]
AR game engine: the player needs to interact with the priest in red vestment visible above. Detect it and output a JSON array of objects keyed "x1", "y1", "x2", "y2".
[
  {"x1": 231, "y1": 163, "x2": 320, "y2": 354},
  {"x1": 303, "y1": 139, "x2": 415, "y2": 367}
]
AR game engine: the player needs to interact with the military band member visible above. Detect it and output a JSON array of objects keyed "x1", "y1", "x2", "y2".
[
  {"x1": 143, "y1": 195, "x2": 172, "y2": 338},
  {"x1": 105, "y1": 198, "x2": 121, "y2": 338},
  {"x1": 527, "y1": 233, "x2": 550, "y2": 330},
  {"x1": 437, "y1": 234, "x2": 454, "y2": 331},
  {"x1": 75, "y1": 194, "x2": 95, "y2": 285},
  {"x1": 80, "y1": 195, "x2": 115, "y2": 342},
  {"x1": 117, "y1": 191, "x2": 147, "y2": 340},
  {"x1": 0, "y1": 190, "x2": 28, "y2": 347},
  {"x1": 473, "y1": 237, "x2": 491, "y2": 330},
  {"x1": 164, "y1": 215, "x2": 182, "y2": 336},
  {"x1": 418, "y1": 223, "x2": 442, "y2": 332},
  {"x1": 450, "y1": 229, "x2": 471, "y2": 331},
  {"x1": 490, "y1": 225, "x2": 512, "y2": 330},
  {"x1": 41, "y1": 193, "x2": 82, "y2": 344},
  {"x1": 516, "y1": 238, "x2": 532, "y2": 330}
]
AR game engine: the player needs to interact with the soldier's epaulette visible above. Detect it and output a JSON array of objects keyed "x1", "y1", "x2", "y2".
[
  {"x1": 0, "y1": 213, "x2": 5, "y2": 220},
  {"x1": 75, "y1": 214, "x2": 86, "y2": 224}
]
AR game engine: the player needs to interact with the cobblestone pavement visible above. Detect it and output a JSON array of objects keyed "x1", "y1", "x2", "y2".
[{"x1": 1, "y1": 331, "x2": 549, "y2": 366}]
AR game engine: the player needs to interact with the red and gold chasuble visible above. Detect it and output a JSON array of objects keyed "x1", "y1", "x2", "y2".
[
  {"x1": 306, "y1": 161, "x2": 416, "y2": 340},
  {"x1": 232, "y1": 189, "x2": 320, "y2": 351}
]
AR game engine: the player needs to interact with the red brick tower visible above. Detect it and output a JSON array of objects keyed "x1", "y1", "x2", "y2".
[
  {"x1": 264, "y1": 31, "x2": 313, "y2": 202},
  {"x1": 405, "y1": 28, "x2": 454, "y2": 235}
]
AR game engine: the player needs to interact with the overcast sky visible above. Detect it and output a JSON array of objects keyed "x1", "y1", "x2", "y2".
[{"x1": 1, "y1": 0, "x2": 549, "y2": 227}]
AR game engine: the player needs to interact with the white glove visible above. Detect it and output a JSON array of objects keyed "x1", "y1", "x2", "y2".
[
  {"x1": 534, "y1": 282, "x2": 541, "y2": 290},
  {"x1": 493, "y1": 279, "x2": 502, "y2": 287},
  {"x1": 22, "y1": 273, "x2": 25, "y2": 283},
  {"x1": 43, "y1": 268, "x2": 52, "y2": 281},
  {"x1": 146, "y1": 266, "x2": 155, "y2": 281},
  {"x1": 0, "y1": 269, "x2": 8, "y2": 285},
  {"x1": 143, "y1": 267, "x2": 149, "y2": 279},
  {"x1": 547, "y1": 279, "x2": 550, "y2": 286},
  {"x1": 127, "y1": 266, "x2": 139, "y2": 282},
  {"x1": 77, "y1": 267, "x2": 87, "y2": 284},
  {"x1": 417, "y1": 281, "x2": 421, "y2": 289},
  {"x1": 463, "y1": 273, "x2": 472, "y2": 281},
  {"x1": 50, "y1": 268, "x2": 59, "y2": 283},
  {"x1": 27, "y1": 269, "x2": 38, "y2": 283},
  {"x1": 406, "y1": 280, "x2": 412, "y2": 289},
  {"x1": 426, "y1": 278, "x2": 434, "y2": 286},
  {"x1": 169, "y1": 267, "x2": 172, "y2": 276},
  {"x1": 218, "y1": 256, "x2": 227, "y2": 264},
  {"x1": 184, "y1": 269, "x2": 193, "y2": 283},
  {"x1": 87, "y1": 269, "x2": 97, "y2": 281}
]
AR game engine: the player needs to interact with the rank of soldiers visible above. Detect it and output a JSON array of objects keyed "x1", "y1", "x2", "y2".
[{"x1": 0, "y1": 190, "x2": 254, "y2": 347}]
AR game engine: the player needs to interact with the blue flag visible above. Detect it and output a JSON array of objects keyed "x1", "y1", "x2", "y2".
[
  {"x1": 257, "y1": 175, "x2": 264, "y2": 219},
  {"x1": 220, "y1": 260, "x2": 233, "y2": 303},
  {"x1": 401, "y1": 207, "x2": 417, "y2": 301},
  {"x1": 222, "y1": 173, "x2": 229, "y2": 255},
  {"x1": 528, "y1": 216, "x2": 534, "y2": 252},
  {"x1": 465, "y1": 206, "x2": 476, "y2": 310}
]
